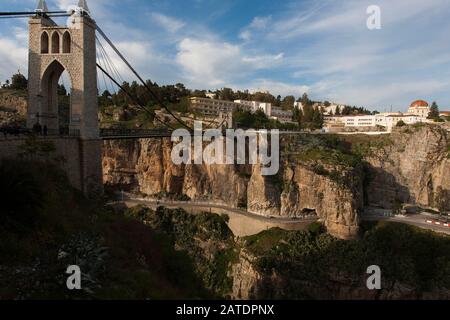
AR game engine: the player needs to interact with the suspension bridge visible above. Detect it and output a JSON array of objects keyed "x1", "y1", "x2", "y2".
[{"x1": 0, "y1": 0, "x2": 228, "y2": 140}]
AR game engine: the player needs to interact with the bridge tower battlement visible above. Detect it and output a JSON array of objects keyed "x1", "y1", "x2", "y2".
[
  {"x1": 27, "y1": 1, "x2": 98, "y2": 139},
  {"x1": 25, "y1": 0, "x2": 103, "y2": 195}
]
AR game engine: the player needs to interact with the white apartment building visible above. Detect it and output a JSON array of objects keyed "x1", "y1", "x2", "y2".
[
  {"x1": 271, "y1": 108, "x2": 294, "y2": 123},
  {"x1": 324, "y1": 112, "x2": 424, "y2": 132},
  {"x1": 234, "y1": 100, "x2": 294, "y2": 123},
  {"x1": 234, "y1": 100, "x2": 272, "y2": 116},
  {"x1": 190, "y1": 97, "x2": 250, "y2": 116},
  {"x1": 190, "y1": 97, "x2": 294, "y2": 123}
]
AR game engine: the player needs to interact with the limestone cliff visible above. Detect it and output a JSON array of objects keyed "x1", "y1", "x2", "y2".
[
  {"x1": 364, "y1": 124, "x2": 450, "y2": 210},
  {"x1": 103, "y1": 135, "x2": 363, "y2": 239}
]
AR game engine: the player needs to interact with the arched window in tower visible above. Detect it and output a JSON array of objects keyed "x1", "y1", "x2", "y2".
[
  {"x1": 41, "y1": 31, "x2": 49, "y2": 54},
  {"x1": 51, "y1": 32, "x2": 60, "y2": 54},
  {"x1": 62, "y1": 31, "x2": 71, "y2": 54}
]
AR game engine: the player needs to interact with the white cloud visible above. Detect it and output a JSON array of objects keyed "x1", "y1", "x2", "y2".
[
  {"x1": 239, "y1": 79, "x2": 310, "y2": 98},
  {"x1": 176, "y1": 38, "x2": 284, "y2": 87},
  {"x1": 249, "y1": 16, "x2": 271, "y2": 29},
  {"x1": 0, "y1": 37, "x2": 27, "y2": 81},
  {"x1": 151, "y1": 13, "x2": 185, "y2": 34},
  {"x1": 239, "y1": 15, "x2": 271, "y2": 41},
  {"x1": 176, "y1": 38, "x2": 242, "y2": 86}
]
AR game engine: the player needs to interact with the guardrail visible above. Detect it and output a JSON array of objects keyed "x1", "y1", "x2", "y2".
[{"x1": 100, "y1": 128, "x2": 172, "y2": 137}]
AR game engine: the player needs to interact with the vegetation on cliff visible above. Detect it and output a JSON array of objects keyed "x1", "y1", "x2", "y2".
[
  {"x1": 126, "y1": 206, "x2": 239, "y2": 297},
  {"x1": 282, "y1": 134, "x2": 366, "y2": 189},
  {"x1": 0, "y1": 158, "x2": 210, "y2": 299},
  {"x1": 241, "y1": 222, "x2": 450, "y2": 299}
]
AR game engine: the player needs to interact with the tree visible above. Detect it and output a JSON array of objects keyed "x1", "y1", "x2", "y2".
[
  {"x1": 219, "y1": 87, "x2": 235, "y2": 101},
  {"x1": 335, "y1": 106, "x2": 341, "y2": 116},
  {"x1": 300, "y1": 93, "x2": 311, "y2": 107},
  {"x1": 281, "y1": 96, "x2": 295, "y2": 110},
  {"x1": 2, "y1": 79, "x2": 10, "y2": 88},
  {"x1": 428, "y1": 101, "x2": 440, "y2": 120},
  {"x1": 58, "y1": 84, "x2": 67, "y2": 96},
  {"x1": 10, "y1": 73, "x2": 28, "y2": 90},
  {"x1": 396, "y1": 120, "x2": 406, "y2": 127},
  {"x1": 311, "y1": 107, "x2": 324, "y2": 129}
]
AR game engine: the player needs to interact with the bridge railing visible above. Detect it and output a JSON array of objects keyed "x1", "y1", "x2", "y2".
[{"x1": 100, "y1": 128, "x2": 171, "y2": 137}]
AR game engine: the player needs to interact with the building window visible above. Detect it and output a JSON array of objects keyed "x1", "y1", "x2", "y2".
[
  {"x1": 63, "y1": 31, "x2": 71, "y2": 53},
  {"x1": 41, "y1": 31, "x2": 49, "y2": 54},
  {"x1": 51, "y1": 32, "x2": 60, "y2": 54}
]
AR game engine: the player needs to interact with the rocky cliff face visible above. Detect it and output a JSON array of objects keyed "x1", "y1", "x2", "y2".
[
  {"x1": 364, "y1": 125, "x2": 450, "y2": 210},
  {"x1": 102, "y1": 125, "x2": 449, "y2": 239},
  {"x1": 0, "y1": 90, "x2": 27, "y2": 125},
  {"x1": 103, "y1": 136, "x2": 363, "y2": 239}
]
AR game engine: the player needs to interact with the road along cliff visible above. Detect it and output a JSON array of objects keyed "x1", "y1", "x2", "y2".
[{"x1": 103, "y1": 134, "x2": 364, "y2": 239}]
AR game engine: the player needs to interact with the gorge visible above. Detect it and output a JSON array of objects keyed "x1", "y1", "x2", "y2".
[{"x1": 103, "y1": 124, "x2": 450, "y2": 240}]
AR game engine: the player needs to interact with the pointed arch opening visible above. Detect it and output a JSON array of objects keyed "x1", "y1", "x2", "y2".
[
  {"x1": 41, "y1": 31, "x2": 49, "y2": 54},
  {"x1": 51, "y1": 32, "x2": 60, "y2": 54},
  {"x1": 40, "y1": 60, "x2": 73, "y2": 134},
  {"x1": 62, "y1": 31, "x2": 71, "y2": 54}
]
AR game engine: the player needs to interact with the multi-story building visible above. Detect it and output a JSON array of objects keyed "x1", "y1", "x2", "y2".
[
  {"x1": 324, "y1": 107, "x2": 426, "y2": 132},
  {"x1": 190, "y1": 97, "x2": 294, "y2": 123},
  {"x1": 190, "y1": 97, "x2": 249, "y2": 116},
  {"x1": 270, "y1": 107, "x2": 294, "y2": 123},
  {"x1": 407, "y1": 100, "x2": 430, "y2": 118},
  {"x1": 234, "y1": 100, "x2": 272, "y2": 116}
]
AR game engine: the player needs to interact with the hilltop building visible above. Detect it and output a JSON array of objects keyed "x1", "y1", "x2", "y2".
[
  {"x1": 190, "y1": 97, "x2": 294, "y2": 123},
  {"x1": 407, "y1": 100, "x2": 430, "y2": 118},
  {"x1": 324, "y1": 100, "x2": 435, "y2": 132}
]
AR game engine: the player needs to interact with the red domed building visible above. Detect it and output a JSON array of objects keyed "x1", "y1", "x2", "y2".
[{"x1": 407, "y1": 100, "x2": 430, "y2": 118}]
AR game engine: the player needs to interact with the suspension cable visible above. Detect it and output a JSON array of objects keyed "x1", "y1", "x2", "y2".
[
  {"x1": 96, "y1": 63, "x2": 175, "y2": 130},
  {"x1": 96, "y1": 40, "x2": 112, "y2": 95},
  {"x1": 97, "y1": 37, "x2": 171, "y2": 129},
  {"x1": 0, "y1": 11, "x2": 68, "y2": 16},
  {"x1": 96, "y1": 25, "x2": 192, "y2": 131}
]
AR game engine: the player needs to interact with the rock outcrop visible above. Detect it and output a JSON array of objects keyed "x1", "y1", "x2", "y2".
[
  {"x1": 365, "y1": 124, "x2": 450, "y2": 211},
  {"x1": 103, "y1": 136, "x2": 363, "y2": 239},
  {"x1": 102, "y1": 125, "x2": 449, "y2": 239}
]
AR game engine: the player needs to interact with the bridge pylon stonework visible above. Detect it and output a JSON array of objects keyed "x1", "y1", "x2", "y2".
[{"x1": 27, "y1": 5, "x2": 103, "y2": 195}]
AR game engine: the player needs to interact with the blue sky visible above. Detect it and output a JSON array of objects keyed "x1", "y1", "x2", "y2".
[{"x1": 1, "y1": 0, "x2": 450, "y2": 111}]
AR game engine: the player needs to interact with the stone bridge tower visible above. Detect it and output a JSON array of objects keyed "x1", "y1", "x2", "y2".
[{"x1": 27, "y1": 0, "x2": 103, "y2": 195}]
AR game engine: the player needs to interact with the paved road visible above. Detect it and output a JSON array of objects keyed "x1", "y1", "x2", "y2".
[
  {"x1": 362, "y1": 214, "x2": 450, "y2": 235},
  {"x1": 121, "y1": 198, "x2": 318, "y2": 237},
  {"x1": 124, "y1": 198, "x2": 318, "y2": 224},
  {"x1": 120, "y1": 198, "x2": 450, "y2": 236}
]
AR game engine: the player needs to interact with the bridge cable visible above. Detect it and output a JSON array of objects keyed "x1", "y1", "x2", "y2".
[
  {"x1": 96, "y1": 38, "x2": 117, "y2": 95},
  {"x1": 97, "y1": 38, "x2": 169, "y2": 128},
  {"x1": 96, "y1": 25, "x2": 192, "y2": 132},
  {"x1": 97, "y1": 37, "x2": 167, "y2": 128},
  {"x1": 96, "y1": 40, "x2": 112, "y2": 95},
  {"x1": 96, "y1": 37, "x2": 124, "y2": 92},
  {"x1": 0, "y1": 11, "x2": 68, "y2": 16},
  {"x1": 96, "y1": 32, "x2": 180, "y2": 132},
  {"x1": 96, "y1": 63, "x2": 175, "y2": 130}
]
